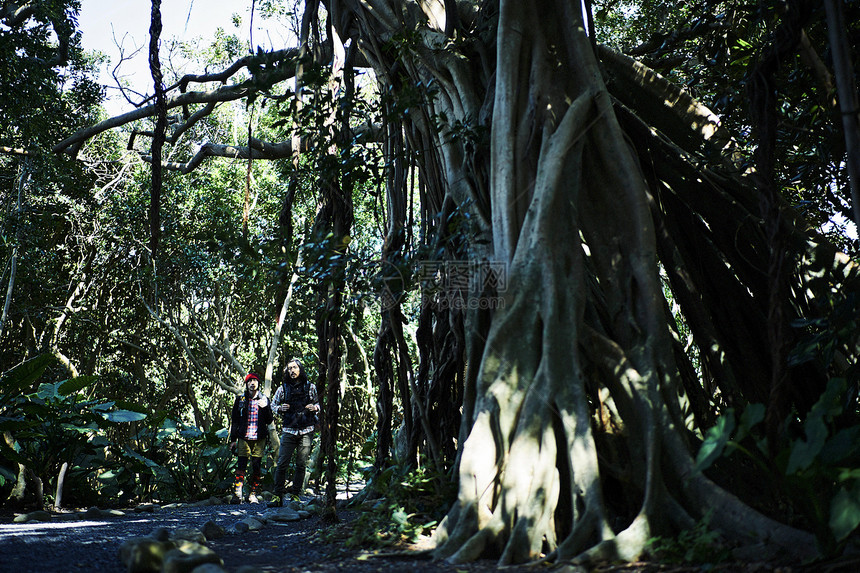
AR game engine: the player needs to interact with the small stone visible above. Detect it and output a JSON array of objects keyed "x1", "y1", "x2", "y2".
[
  {"x1": 241, "y1": 516, "x2": 265, "y2": 531},
  {"x1": 227, "y1": 521, "x2": 250, "y2": 535},
  {"x1": 161, "y1": 542, "x2": 222, "y2": 573},
  {"x1": 118, "y1": 538, "x2": 176, "y2": 573},
  {"x1": 13, "y1": 510, "x2": 52, "y2": 523},
  {"x1": 201, "y1": 520, "x2": 226, "y2": 540},
  {"x1": 149, "y1": 527, "x2": 171, "y2": 541},
  {"x1": 171, "y1": 527, "x2": 207, "y2": 544},
  {"x1": 134, "y1": 503, "x2": 161, "y2": 513},
  {"x1": 83, "y1": 506, "x2": 103, "y2": 519},
  {"x1": 267, "y1": 507, "x2": 301, "y2": 522}
]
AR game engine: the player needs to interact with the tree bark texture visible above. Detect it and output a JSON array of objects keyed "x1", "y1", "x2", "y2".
[{"x1": 321, "y1": 0, "x2": 822, "y2": 565}]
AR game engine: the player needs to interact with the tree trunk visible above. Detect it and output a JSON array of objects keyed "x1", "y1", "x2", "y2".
[
  {"x1": 320, "y1": 0, "x2": 819, "y2": 565},
  {"x1": 0, "y1": 157, "x2": 28, "y2": 341},
  {"x1": 824, "y1": 0, "x2": 860, "y2": 229},
  {"x1": 54, "y1": 461, "x2": 69, "y2": 511}
]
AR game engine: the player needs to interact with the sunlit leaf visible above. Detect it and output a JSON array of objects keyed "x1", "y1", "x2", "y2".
[
  {"x1": 694, "y1": 411, "x2": 735, "y2": 473},
  {"x1": 102, "y1": 409, "x2": 147, "y2": 423}
]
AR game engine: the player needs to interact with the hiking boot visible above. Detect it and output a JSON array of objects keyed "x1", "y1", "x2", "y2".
[{"x1": 247, "y1": 493, "x2": 259, "y2": 504}]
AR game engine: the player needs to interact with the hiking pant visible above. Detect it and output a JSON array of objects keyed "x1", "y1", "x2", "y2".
[{"x1": 273, "y1": 432, "x2": 312, "y2": 496}]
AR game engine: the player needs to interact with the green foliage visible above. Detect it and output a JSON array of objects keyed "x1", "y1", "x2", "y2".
[
  {"x1": 789, "y1": 288, "x2": 860, "y2": 387},
  {"x1": 694, "y1": 378, "x2": 860, "y2": 552},
  {"x1": 0, "y1": 0, "x2": 101, "y2": 149},
  {"x1": 694, "y1": 403, "x2": 766, "y2": 474},
  {"x1": 646, "y1": 510, "x2": 730, "y2": 565},
  {"x1": 108, "y1": 417, "x2": 235, "y2": 502},
  {"x1": 0, "y1": 354, "x2": 148, "y2": 506},
  {"x1": 596, "y1": 0, "x2": 859, "y2": 251},
  {"x1": 345, "y1": 464, "x2": 455, "y2": 548}
]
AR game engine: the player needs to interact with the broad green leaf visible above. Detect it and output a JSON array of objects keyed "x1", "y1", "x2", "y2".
[
  {"x1": 830, "y1": 484, "x2": 860, "y2": 541},
  {"x1": 787, "y1": 378, "x2": 847, "y2": 474},
  {"x1": 157, "y1": 427, "x2": 178, "y2": 440},
  {"x1": 61, "y1": 422, "x2": 99, "y2": 433},
  {"x1": 123, "y1": 447, "x2": 160, "y2": 468},
  {"x1": 35, "y1": 381, "x2": 63, "y2": 400},
  {"x1": 735, "y1": 403, "x2": 765, "y2": 443},
  {"x1": 58, "y1": 376, "x2": 97, "y2": 396},
  {"x1": 102, "y1": 409, "x2": 147, "y2": 423},
  {"x1": 114, "y1": 400, "x2": 147, "y2": 414},
  {"x1": 0, "y1": 416, "x2": 35, "y2": 432},
  {"x1": 786, "y1": 415, "x2": 828, "y2": 474},
  {"x1": 820, "y1": 426, "x2": 860, "y2": 465},
  {"x1": 180, "y1": 426, "x2": 203, "y2": 438},
  {"x1": 91, "y1": 402, "x2": 115, "y2": 412},
  {"x1": 694, "y1": 410, "x2": 736, "y2": 473},
  {"x1": 202, "y1": 446, "x2": 222, "y2": 457},
  {"x1": 0, "y1": 354, "x2": 55, "y2": 408}
]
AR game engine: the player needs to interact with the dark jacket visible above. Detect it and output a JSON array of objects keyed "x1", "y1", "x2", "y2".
[
  {"x1": 271, "y1": 379, "x2": 319, "y2": 430},
  {"x1": 229, "y1": 390, "x2": 273, "y2": 441}
]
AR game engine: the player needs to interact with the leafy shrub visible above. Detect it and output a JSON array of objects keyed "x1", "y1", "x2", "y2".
[
  {"x1": 344, "y1": 463, "x2": 455, "y2": 548},
  {"x1": 645, "y1": 510, "x2": 730, "y2": 565},
  {"x1": 0, "y1": 354, "x2": 146, "y2": 507},
  {"x1": 695, "y1": 378, "x2": 860, "y2": 554}
]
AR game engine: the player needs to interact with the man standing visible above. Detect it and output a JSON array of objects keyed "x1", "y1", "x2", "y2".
[
  {"x1": 229, "y1": 372, "x2": 273, "y2": 503},
  {"x1": 268, "y1": 358, "x2": 320, "y2": 506}
]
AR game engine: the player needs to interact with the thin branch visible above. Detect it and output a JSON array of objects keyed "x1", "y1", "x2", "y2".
[
  {"x1": 0, "y1": 146, "x2": 36, "y2": 157},
  {"x1": 0, "y1": 1, "x2": 37, "y2": 28}
]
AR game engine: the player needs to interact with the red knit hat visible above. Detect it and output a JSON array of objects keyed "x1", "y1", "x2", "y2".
[{"x1": 244, "y1": 373, "x2": 260, "y2": 384}]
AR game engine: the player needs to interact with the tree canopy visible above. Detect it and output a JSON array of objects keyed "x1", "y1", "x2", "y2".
[{"x1": 4, "y1": 0, "x2": 860, "y2": 569}]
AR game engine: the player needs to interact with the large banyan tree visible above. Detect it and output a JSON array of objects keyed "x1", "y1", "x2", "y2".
[{"x1": 56, "y1": 0, "x2": 860, "y2": 567}]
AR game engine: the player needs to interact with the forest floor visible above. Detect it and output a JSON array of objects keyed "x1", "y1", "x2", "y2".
[{"x1": 1, "y1": 499, "x2": 858, "y2": 573}]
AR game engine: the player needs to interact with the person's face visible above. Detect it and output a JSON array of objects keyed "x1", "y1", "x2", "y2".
[
  {"x1": 287, "y1": 362, "x2": 300, "y2": 379},
  {"x1": 246, "y1": 378, "x2": 259, "y2": 393}
]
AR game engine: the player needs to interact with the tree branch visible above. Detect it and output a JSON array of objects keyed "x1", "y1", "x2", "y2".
[
  {"x1": 0, "y1": 1, "x2": 37, "y2": 28},
  {"x1": 53, "y1": 83, "x2": 254, "y2": 155}
]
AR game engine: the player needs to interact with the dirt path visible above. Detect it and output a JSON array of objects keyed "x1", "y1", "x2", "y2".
[
  {"x1": 4, "y1": 500, "x2": 841, "y2": 572},
  {"x1": 0, "y1": 502, "x2": 517, "y2": 572}
]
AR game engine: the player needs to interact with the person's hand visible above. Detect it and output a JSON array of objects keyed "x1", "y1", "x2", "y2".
[
  {"x1": 305, "y1": 404, "x2": 317, "y2": 411},
  {"x1": 279, "y1": 404, "x2": 289, "y2": 412}
]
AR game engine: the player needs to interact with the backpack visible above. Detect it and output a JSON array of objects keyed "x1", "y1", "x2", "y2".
[{"x1": 280, "y1": 380, "x2": 318, "y2": 429}]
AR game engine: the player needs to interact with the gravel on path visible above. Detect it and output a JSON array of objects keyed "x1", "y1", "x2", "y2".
[{"x1": 0, "y1": 501, "x2": 523, "y2": 573}]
